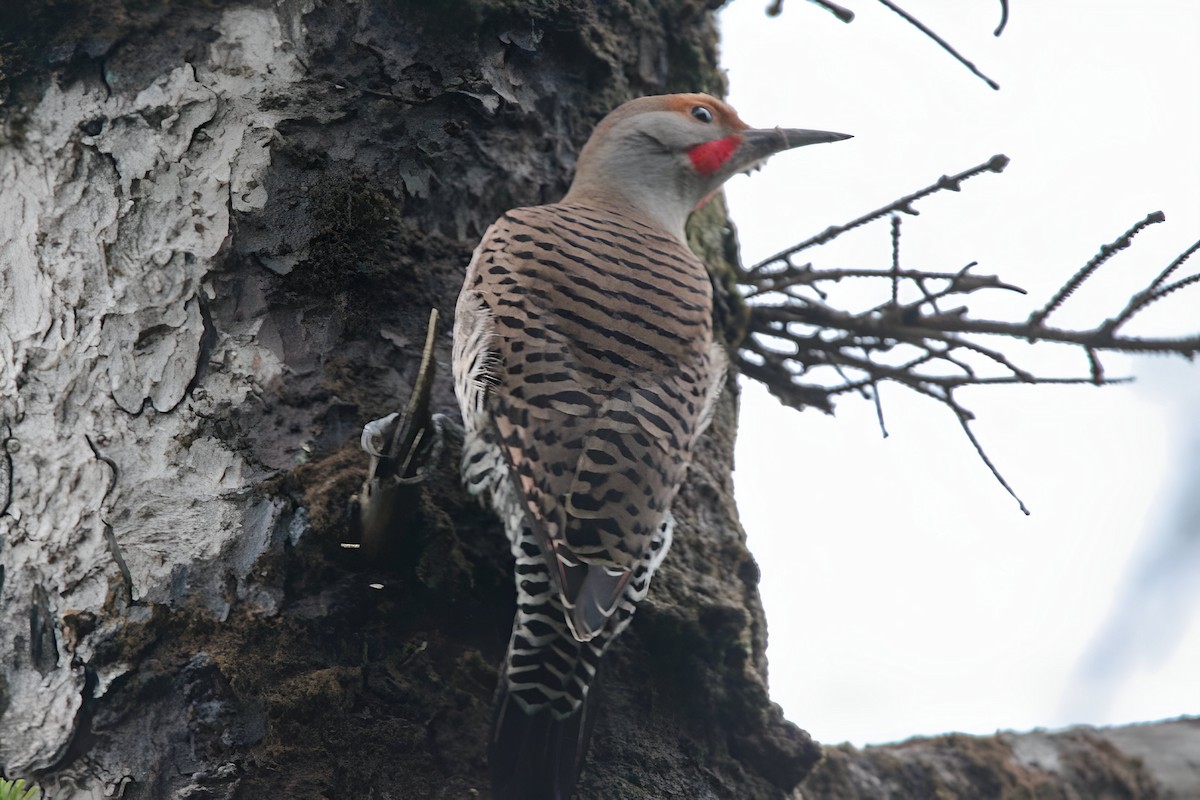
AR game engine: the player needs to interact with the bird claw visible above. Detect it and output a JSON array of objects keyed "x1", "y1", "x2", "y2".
[
  {"x1": 360, "y1": 411, "x2": 448, "y2": 488},
  {"x1": 357, "y1": 308, "x2": 445, "y2": 555},
  {"x1": 361, "y1": 412, "x2": 399, "y2": 458}
]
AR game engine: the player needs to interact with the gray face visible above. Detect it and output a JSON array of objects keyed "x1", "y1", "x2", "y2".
[
  {"x1": 589, "y1": 110, "x2": 737, "y2": 232},
  {"x1": 565, "y1": 98, "x2": 850, "y2": 239},
  {"x1": 623, "y1": 108, "x2": 727, "y2": 152}
]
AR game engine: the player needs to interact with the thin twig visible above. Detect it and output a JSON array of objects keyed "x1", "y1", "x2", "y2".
[
  {"x1": 870, "y1": 380, "x2": 889, "y2": 438},
  {"x1": 768, "y1": 0, "x2": 856, "y2": 21},
  {"x1": 994, "y1": 0, "x2": 1010, "y2": 36},
  {"x1": 956, "y1": 414, "x2": 1029, "y2": 514},
  {"x1": 1102, "y1": 237, "x2": 1200, "y2": 334},
  {"x1": 748, "y1": 264, "x2": 1024, "y2": 301},
  {"x1": 1147, "y1": 236, "x2": 1200, "y2": 291},
  {"x1": 876, "y1": 0, "x2": 1001, "y2": 90},
  {"x1": 890, "y1": 215, "x2": 902, "y2": 306},
  {"x1": 1029, "y1": 211, "x2": 1167, "y2": 327},
  {"x1": 748, "y1": 298, "x2": 1200, "y2": 354},
  {"x1": 1086, "y1": 348, "x2": 1104, "y2": 385},
  {"x1": 746, "y1": 155, "x2": 1010, "y2": 276},
  {"x1": 810, "y1": 0, "x2": 855, "y2": 23}
]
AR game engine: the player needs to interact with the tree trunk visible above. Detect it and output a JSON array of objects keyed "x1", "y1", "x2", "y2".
[
  {"x1": 1, "y1": 2, "x2": 1196, "y2": 799},
  {"x1": 2, "y1": 2, "x2": 811, "y2": 797}
]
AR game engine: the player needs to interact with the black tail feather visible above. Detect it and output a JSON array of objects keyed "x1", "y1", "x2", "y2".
[{"x1": 489, "y1": 678, "x2": 598, "y2": 800}]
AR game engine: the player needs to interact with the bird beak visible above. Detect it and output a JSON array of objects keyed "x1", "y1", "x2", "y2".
[{"x1": 731, "y1": 127, "x2": 852, "y2": 174}]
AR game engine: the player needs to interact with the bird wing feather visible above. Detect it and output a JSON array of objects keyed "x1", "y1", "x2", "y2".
[{"x1": 461, "y1": 204, "x2": 719, "y2": 639}]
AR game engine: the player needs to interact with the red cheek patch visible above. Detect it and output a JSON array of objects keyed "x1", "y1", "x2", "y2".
[{"x1": 687, "y1": 135, "x2": 743, "y2": 176}]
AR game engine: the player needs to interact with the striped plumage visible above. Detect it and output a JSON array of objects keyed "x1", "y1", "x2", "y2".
[{"x1": 452, "y1": 93, "x2": 850, "y2": 799}]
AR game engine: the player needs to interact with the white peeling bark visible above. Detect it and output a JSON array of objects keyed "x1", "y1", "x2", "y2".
[{"x1": 0, "y1": 4, "x2": 309, "y2": 778}]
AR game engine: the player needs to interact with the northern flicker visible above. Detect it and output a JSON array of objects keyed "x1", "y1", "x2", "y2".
[{"x1": 453, "y1": 92, "x2": 849, "y2": 799}]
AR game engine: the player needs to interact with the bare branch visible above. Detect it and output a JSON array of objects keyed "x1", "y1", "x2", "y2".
[
  {"x1": 1152, "y1": 272, "x2": 1200, "y2": 304},
  {"x1": 994, "y1": 0, "x2": 1010, "y2": 36},
  {"x1": 890, "y1": 214, "x2": 901, "y2": 306},
  {"x1": 957, "y1": 413, "x2": 1028, "y2": 515},
  {"x1": 767, "y1": 0, "x2": 855, "y2": 22},
  {"x1": 746, "y1": 154, "x2": 1010, "y2": 278},
  {"x1": 746, "y1": 264, "x2": 1025, "y2": 301},
  {"x1": 737, "y1": 165, "x2": 1200, "y2": 511},
  {"x1": 1028, "y1": 211, "x2": 1167, "y2": 328},
  {"x1": 870, "y1": 380, "x2": 889, "y2": 437},
  {"x1": 876, "y1": 0, "x2": 1001, "y2": 90},
  {"x1": 1148, "y1": 236, "x2": 1200, "y2": 290},
  {"x1": 1101, "y1": 237, "x2": 1200, "y2": 334}
]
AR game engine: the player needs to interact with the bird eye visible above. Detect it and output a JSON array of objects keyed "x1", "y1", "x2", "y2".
[{"x1": 691, "y1": 106, "x2": 714, "y2": 123}]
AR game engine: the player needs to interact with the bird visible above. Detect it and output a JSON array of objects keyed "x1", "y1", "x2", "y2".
[{"x1": 452, "y1": 92, "x2": 850, "y2": 800}]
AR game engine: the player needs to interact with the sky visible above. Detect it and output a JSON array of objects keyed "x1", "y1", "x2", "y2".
[{"x1": 717, "y1": 0, "x2": 1200, "y2": 745}]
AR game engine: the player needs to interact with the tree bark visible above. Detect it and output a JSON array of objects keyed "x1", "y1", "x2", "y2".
[
  {"x1": 2, "y1": 1, "x2": 812, "y2": 797},
  {"x1": 1, "y1": 2, "x2": 1196, "y2": 799},
  {"x1": 801, "y1": 717, "x2": 1200, "y2": 799}
]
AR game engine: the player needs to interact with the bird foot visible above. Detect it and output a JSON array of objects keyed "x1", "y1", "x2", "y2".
[{"x1": 356, "y1": 308, "x2": 447, "y2": 555}]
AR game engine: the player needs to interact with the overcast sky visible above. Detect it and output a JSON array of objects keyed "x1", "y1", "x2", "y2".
[{"x1": 717, "y1": 0, "x2": 1200, "y2": 745}]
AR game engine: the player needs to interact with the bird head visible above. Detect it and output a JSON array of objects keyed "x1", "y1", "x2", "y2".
[{"x1": 564, "y1": 92, "x2": 851, "y2": 238}]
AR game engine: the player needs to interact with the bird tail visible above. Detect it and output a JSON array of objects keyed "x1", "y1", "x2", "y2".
[
  {"x1": 487, "y1": 516, "x2": 674, "y2": 798},
  {"x1": 490, "y1": 538, "x2": 606, "y2": 800},
  {"x1": 489, "y1": 671, "x2": 599, "y2": 800}
]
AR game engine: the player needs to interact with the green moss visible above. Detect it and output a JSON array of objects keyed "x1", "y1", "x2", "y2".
[
  {"x1": 306, "y1": 177, "x2": 398, "y2": 267},
  {"x1": 281, "y1": 171, "x2": 409, "y2": 331}
]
